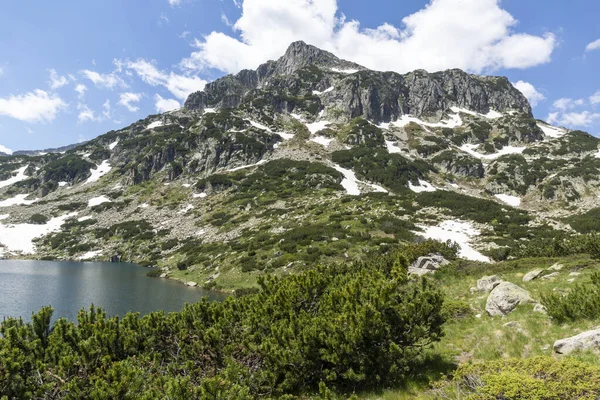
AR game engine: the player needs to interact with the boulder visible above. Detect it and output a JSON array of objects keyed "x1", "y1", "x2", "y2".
[
  {"x1": 533, "y1": 304, "x2": 547, "y2": 314},
  {"x1": 477, "y1": 275, "x2": 503, "y2": 292},
  {"x1": 541, "y1": 272, "x2": 560, "y2": 280},
  {"x1": 548, "y1": 263, "x2": 564, "y2": 271},
  {"x1": 554, "y1": 328, "x2": 600, "y2": 355},
  {"x1": 523, "y1": 269, "x2": 543, "y2": 282},
  {"x1": 486, "y1": 282, "x2": 533, "y2": 316},
  {"x1": 186, "y1": 281, "x2": 198, "y2": 287},
  {"x1": 408, "y1": 253, "x2": 450, "y2": 276}
]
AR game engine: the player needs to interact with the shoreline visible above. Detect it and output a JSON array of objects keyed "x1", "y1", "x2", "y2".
[{"x1": 0, "y1": 254, "x2": 236, "y2": 295}]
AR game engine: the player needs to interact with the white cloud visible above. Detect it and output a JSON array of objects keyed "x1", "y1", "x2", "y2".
[
  {"x1": 75, "y1": 84, "x2": 87, "y2": 99},
  {"x1": 118, "y1": 92, "x2": 143, "y2": 112},
  {"x1": 81, "y1": 69, "x2": 126, "y2": 89},
  {"x1": 590, "y1": 90, "x2": 600, "y2": 105},
  {"x1": 512, "y1": 81, "x2": 545, "y2": 107},
  {"x1": 0, "y1": 144, "x2": 13, "y2": 155},
  {"x1": 0, "y1": 67, "x2": 3, "y2": 77},
  {"x1": 48, "y1": 69, "x2": 69, "y2": 90},
  {"x1": 159, "y1": 12, "x2": 170, "y2": 26},
  {"x1": 168, "y1": 0, "x2": 181, "y2": 6},
  {"x1": 585, "y1": 39, "x2": 600, "y2": 52},
  {"x1": 77, "y1": 104, "x2": 97, "y2": 123},
  {"x1": 0, "y1": 90, "x2": 67, "y2": 122},
  {"x1": 154, "y1": 94, "x2": 181, "y2": 113},
  {"x1": 181, "y1": 0, "x2": 556, "y2": 75},
  {"x1": 221, "y1": 13, "x2": 232, "y2": 27},
  {"x1": 102, "y1": 100, "x2": 111, "y2": 119},
  {"x1": 77, "y1": 99, "x2": 112, "y2": 123},
  {"x1": 547, "y1": 111, "x2": 600, "y2": 127},
  {"x1": 552, "y1": 98, "x2": 585, "y2": 111},
  {"x1": 124, "y1": 59, "x2": 206, "y2": 100}
]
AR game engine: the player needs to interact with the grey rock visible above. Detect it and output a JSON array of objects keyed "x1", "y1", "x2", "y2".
[
  {"x1": 186, "y1": 281, "x2": 198, "y2": 287},
  {"x1": 554, "y1": 328, "x2": 600, "y2": 355},
  {"x1": 408, "y1": 267, "x2": 434, "y2": 277},
  {"x1": 523, "y1": 269, "x2": 544, "y2": 282},
  {"x1": 541, "y1": 272, "x2": 560, "y2": 280},
  {"x1": 477, "y1": 275, "x2": 503, "y2": 292},
  {"x1": 408, "y1": 253, "x2": 450, "y2": 276},
  {"x1": 548, "y1": 263, "x2": 564, "y2": 271},
  {"x1": 184, "y1": 41, "x2": 532, "y2": 125},
  {"x1": 486, "y1": 282, "x2": 533, "y2": 316},
  {"x1": 533, "y1": 304, "x2": 547, "y2": 314}
]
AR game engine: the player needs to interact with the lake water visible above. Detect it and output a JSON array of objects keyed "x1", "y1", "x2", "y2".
[{"x1": 0, "y1": 260, "x2": 227, "y2": 321}]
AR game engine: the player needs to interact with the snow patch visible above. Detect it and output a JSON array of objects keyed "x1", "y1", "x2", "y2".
[
  {"x1": 538, "y1": 123, "x2": 566, "y2": 138},
  {"x1": 332, "y1": 164, "x2": 388, "y2": 195},
  {"x1": 204, "y1": 108, "x2": 216, "y2": 114},
  {"x1": 0, "y1": 166, "x2": 28, "y2": 189},
  {"x1": 80, "y1": 250, "x2": 102, "y2": 260},
  {"x1": 276, "y1": 132, "x2": 295, "y2": 140},
  {"x1": 0, "y1": 214, "x2": 8, "y2": 220},
  {"x1": 417, "y1": 220, "x2": 491, "y2": 263},
  {"x1": 138, "y1": 203, "x2": 150, "y2": 209},
  {"x1": 182, "y1": 183, "x2": 191, "y2": 188},
  {"x1": 58, "y1": 181, "x2": 68, "y2": 187},
  {"x1": 227, "y1": 159, "x2": 267, "y2": 172},
  {"x1": 331, "y1": 68, "x2": 359, "y2": 74},
  {"x1": 450, "y1": 107, "x2": 503, "y2": 120},
  {"x1": 312, "y1": 86, "x2": 334, "y2": 95},
  {"x1": 494, "y1": 194, "x2": 521, "y2": 207},
  {"x1": 460, "y1": 143, "x2": 525, "y2": 160},
  {"x1": 88, "y1": 196, "x2": 111, "y2": 207},
  {"x1": 0, "y1": 212, "x2": 77, "y2": 254},
  {"x1": 310, "y1": 136, "x2": 334, "y2": 147},
  {"x1": 408, "y1": 180, "x2": 437, "y2": 193},
  {"x1": 247, "y1": 120, "x2": 272, "y2": 132},
  {"x1": 385, "y1": 140, "x2": 402, "y2": 154},
  {"x1": 193, "y1": 193, "x2": 207, "y2": 199},
  {"x1": 178, "y1": 204, "x2": 194, "y2": 215},
  {"x1": 0, "y1": 194, "x2": 38, "y2": 207},
  {"x1": 332, "y1": 165, "x2": 361, "y2": 195},
  {"x1": 147, "y1": 121, "x2": 164, "y2": 129},
  {"x1": 108, "y1": 140, "x2": 119, "y2": 150},
  {"x1": 85, "y1": 160, "x2": 112, "y2": 184},
  {"x1": 78, "y1": 216, "x2": 93, "y2": 222},
  {"x1": 306, "y1": 120, "x2": 331, "y2": 134}
]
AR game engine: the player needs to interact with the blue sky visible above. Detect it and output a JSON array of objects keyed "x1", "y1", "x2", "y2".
[{"x1": 0, "y1": 0, "x2": 599, "y2": 152}]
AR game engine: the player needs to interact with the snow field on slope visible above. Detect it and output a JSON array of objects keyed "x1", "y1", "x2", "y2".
[{"x1": 416, "y1": 220, "x2": 491, "y2": 263}]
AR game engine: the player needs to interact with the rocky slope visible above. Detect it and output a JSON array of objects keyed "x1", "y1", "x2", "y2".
[{"x1": 0, "y1": 41, "x2": 598, "y2": 290}]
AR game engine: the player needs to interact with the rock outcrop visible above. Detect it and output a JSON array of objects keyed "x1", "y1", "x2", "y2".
[
  {"x1": 477, "y1": 275, "x2": 503, "y2": 292},
  {"x1": 408, "y1": 253, "x2": 450, "y2": 276},
  {"x1": 184, "y1": 41, "x2": 532, "y2": 124},
  {"x1": 523, "y1": 269, "x2": 544, "y2": 282},
  {"x1": 486, "y1": 282, "x2": 533, "y2": 316},
  {"x1": 554, "y1": 328, "x2": 600, "y2": 355}
]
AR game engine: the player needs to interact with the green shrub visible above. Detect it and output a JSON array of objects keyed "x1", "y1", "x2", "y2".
[
  {"x1": 29, "y1": 213, "x2": 49, "y2": 225},
  {"x1": 0, "y1": 244, "x2": 447, "y2": 398},
  {"x1": 541, "y1": 272, "x2": 600, "y2": 323},
  {"x1": 450, "y1": 357, "x2": 600, "y2": 399},
  {"x1": 146, "y1": 269, "x2": 163, "y2": 278}
]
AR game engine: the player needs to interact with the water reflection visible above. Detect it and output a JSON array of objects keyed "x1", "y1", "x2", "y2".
[{"x1": 0, "y1": 260, "x2": 226, "y2": 321}]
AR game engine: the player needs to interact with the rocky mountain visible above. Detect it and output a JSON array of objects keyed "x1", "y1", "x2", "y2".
[{"x1": 0, "y1": 41, "x2": 598, "y2": 291}]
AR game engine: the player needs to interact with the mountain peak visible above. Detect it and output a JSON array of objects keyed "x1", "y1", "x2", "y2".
[{"x1": 273, "y1": 41, "x2": 364, "y2": 75}]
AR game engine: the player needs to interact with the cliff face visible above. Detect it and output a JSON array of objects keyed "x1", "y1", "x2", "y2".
[{"x1": 184, "y1": 41, "x2": 531, "y2": 123}]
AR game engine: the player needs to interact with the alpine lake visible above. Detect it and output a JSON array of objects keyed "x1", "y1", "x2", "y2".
[{"x1": 0, "y1": 260, "x2": 227, "y2": 321}]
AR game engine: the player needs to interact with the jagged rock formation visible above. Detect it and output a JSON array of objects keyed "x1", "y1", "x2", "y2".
[{"x1": 185, "y1": 41, "x2": 531, "y2": 124}]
